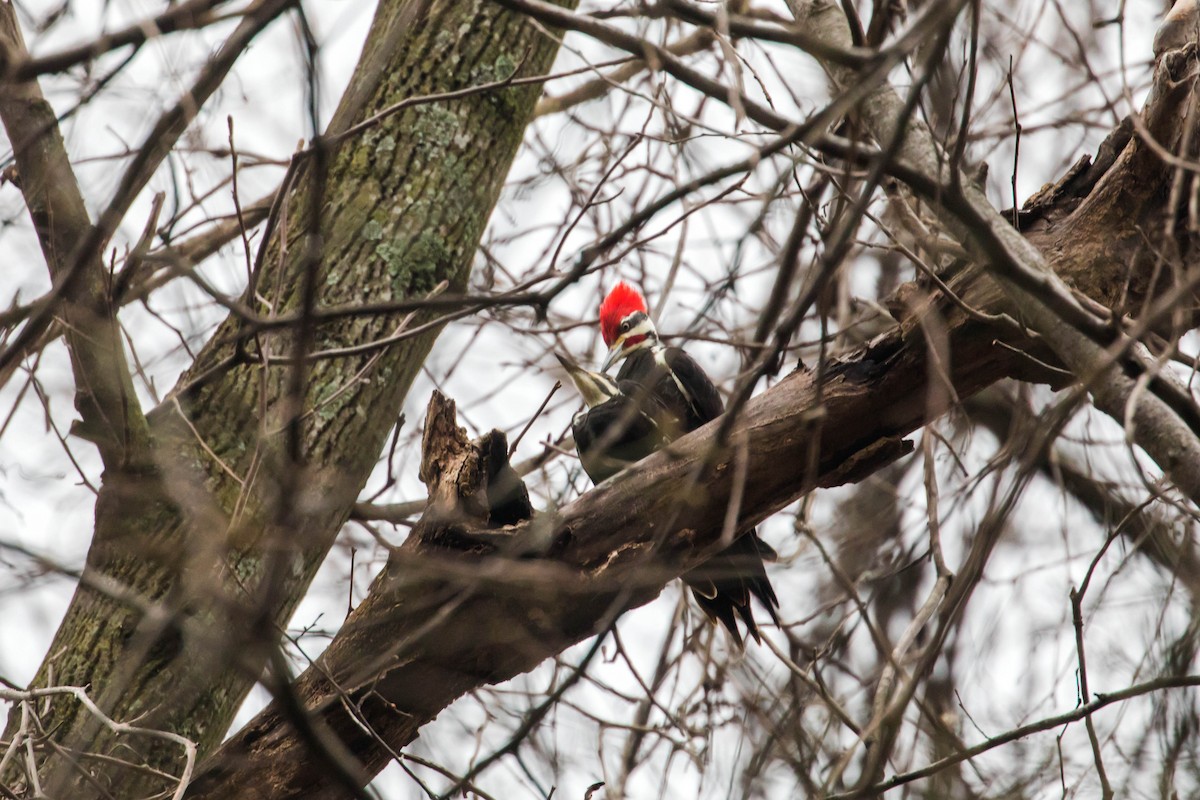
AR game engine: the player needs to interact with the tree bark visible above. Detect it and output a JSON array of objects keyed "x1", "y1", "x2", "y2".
[{"x1": 1, "y1": 1, "x2": 576, "y2": 797}]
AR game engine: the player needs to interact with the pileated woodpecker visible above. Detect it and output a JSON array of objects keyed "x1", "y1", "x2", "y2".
[{"x1": 559, "y1": 282, "x2": 781, "y2": 645}]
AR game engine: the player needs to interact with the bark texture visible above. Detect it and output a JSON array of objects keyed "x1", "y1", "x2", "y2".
[{"x1": 1, "y1": 1, "x2": 576, "y2": 797}]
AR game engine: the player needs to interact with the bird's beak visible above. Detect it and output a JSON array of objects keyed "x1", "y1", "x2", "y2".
[{"x1": 601, "y1": 342, "x2": 623, "y2": 373}]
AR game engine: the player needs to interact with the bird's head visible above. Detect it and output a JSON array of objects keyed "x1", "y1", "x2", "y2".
[
  {"x1": 555, "y1": 353, "x2": 620, "y2": 408},
  {"x1": 599, "y1": 281, "x2": 657, "y2": 372}
]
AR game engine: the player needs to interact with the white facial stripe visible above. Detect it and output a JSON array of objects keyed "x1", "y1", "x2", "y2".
[{"x1": 615, "y1": 316, "x2": 658, "y2": 352}]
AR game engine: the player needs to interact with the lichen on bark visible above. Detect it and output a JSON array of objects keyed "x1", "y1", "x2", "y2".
[{"x1": 4, "y1": 1, "x2": 578, "y2": 796}]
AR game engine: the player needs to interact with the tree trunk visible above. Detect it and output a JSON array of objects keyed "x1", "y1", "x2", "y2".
[{"x1": 2, "y1": 2, "x2": 576, "y2": 797}]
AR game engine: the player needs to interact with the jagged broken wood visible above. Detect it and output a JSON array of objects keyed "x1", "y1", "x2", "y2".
[{"x1": 186, "y1": 383, "x2": 914, "y2": 798}]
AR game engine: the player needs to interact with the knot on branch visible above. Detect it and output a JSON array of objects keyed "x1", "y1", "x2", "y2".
[
  {"x1": 818, "y1": 436, "x2": 914, "y2": 488},
  {"x1": 415, "y1": 391, "x2": 533, "y2": 552}
]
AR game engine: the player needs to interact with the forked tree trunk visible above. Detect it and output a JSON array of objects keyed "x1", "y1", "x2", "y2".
[{"x1": 1, "y1": 2, "x2": 576, "y2": 797}]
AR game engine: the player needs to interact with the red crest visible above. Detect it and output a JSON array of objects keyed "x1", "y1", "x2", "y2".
[{"x1": 599, "y1": 282, "x2": 647, "y2": 346}]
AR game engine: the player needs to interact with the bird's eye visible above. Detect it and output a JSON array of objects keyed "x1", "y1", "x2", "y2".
[{"x1": 620, "y1": 321, "x2": 630, "y2": 333}]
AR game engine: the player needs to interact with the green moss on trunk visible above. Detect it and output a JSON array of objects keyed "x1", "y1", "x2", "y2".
[{"x1": 6, "y1": 1, "x2": 577, "y2": 796}]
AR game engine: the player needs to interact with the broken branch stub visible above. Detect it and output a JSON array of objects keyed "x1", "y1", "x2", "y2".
[{"x1": 414, "y1": 391, "x2": 534, "y2": 551}]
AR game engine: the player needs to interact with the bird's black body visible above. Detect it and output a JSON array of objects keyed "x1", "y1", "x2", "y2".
[
  {"x1": 571, "y1": 380, "x2": 669, "y2": 484},
  {"x1": 615, "y1": 347, "x2": 723, "y2": 434},
  {"x1": 614, "y1": 343, "x2": 781, "y2": 646}
]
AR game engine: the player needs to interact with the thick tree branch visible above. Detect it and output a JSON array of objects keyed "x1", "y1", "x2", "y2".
[
  {"x1": 3, "y1": 2, "x2": 580, "y2": 797},
  {"x1": 793, "y1": 0, "x2": 1200, "y2": 504}
]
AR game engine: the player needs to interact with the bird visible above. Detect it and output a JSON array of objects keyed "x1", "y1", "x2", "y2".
[
  {"x1": 599, "y1": 281, "x2": 722, "y2": 434},
  {"x1": 564, "y1": 281, "x2": 781, "y2": 646},
  {"x1": 555, "y1": 352, "x2": 670, "y2": 484}
]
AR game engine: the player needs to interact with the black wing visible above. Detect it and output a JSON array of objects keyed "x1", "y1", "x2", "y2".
[
  {"x1": 663, "y1": 346, "x2": 724, "y2": 424},
  {"x1": 572, "y1": 390, "x2": 668, "y2": 484},
  {"x1": 616, "y1": 347, "x2": 724, "y2": 432}
]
